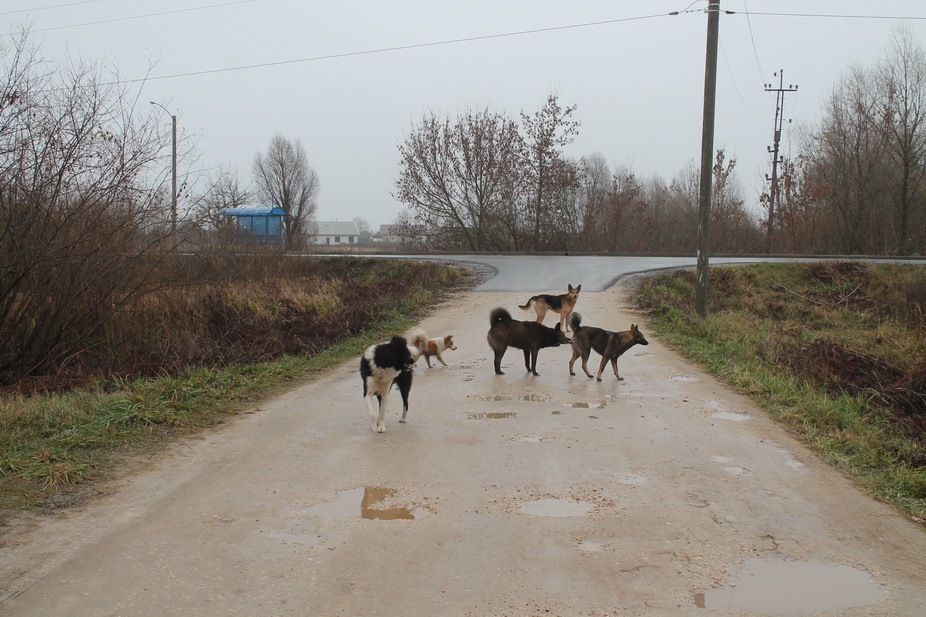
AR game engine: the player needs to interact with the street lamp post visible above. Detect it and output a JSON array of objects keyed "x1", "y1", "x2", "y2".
[{"x1": 150, "y1": 101, "x2": 177, "y2": 231}]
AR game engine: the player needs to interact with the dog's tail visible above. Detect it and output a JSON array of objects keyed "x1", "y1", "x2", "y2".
[
  {"x1": 518, "y1": 296, "x2": 537, "y2": 310},
  {"x1": 569, "y1": 311, "x2": 583, "y2": 332},
  {"x1": 407, "y1": 327, "x2": 428, "y2": 349},
  {"x1": 405, "y1": 328, "x2": 427, "y2": 362},
  {"x1": 490, "y1": 307, "x2": 513, "y2": 327}
]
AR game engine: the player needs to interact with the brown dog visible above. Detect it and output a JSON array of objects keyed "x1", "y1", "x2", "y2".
[
  {"x1": 518, "y1": 284, "x2": 581, "y2": 332},
  {"x1": 568, "y1": 312, "x2": 648, "y2": 381},
  {"x1": 487, "y1": 307, "x2": 571, "y2": 376}
]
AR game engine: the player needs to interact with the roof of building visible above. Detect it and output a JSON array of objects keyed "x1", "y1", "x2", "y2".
[
  {"x1": 223, "y1": 207, "x2": 286, "y2": 216},
  {"x1": 315, "y1": 220, "x2": 360, "y2": 236}
]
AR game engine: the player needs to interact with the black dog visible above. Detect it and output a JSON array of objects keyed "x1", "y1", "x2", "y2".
[
  {"x1": 360, "y1": 336, "x2": 415, "y2": 433},
  {"x1": 568, "y1": 312, "x2": 649, "y2": 381},
  {"x1": 487, "y1": 307, "x2": 571, "y2": 376}
]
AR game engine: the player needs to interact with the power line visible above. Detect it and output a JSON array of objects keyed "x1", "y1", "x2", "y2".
[
  {"x1": 0, "y1": 0, "x2": 106, "y2": 16},
  {"x1": 121, "y1": 12, "x2": 674, "y2": 84},
  {"x1": 9, "y1": 0, "x2": 259, "y2": 34},
  {"x1": 738, "y1": 11, "x2": 926, "y2": 21}
]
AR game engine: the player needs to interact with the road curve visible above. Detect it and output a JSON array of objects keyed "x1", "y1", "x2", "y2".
[{"x1": 1, "y1": 256, "x2": 925, "y2": 616}]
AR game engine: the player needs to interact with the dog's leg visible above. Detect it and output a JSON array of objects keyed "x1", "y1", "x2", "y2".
[
  {"x1": 529, "y1": 349, "x2": 540, "y2": 376},
  {"x1": 535, "y1": 306, "x2": 547, "y2": 324},
  {"x1": 375, "y1": 391, "x2": 388, "y2": 432},
  {"x1": 596, "y1": 356, "x2": 611, "y2": 382},
  {"x1": 522, "y1": 348, "x2": 532, "y2": 373},
  {"x1": 580, "y1": 350, "x2": 594, "y2": 379},
  {"x1": 561, "y1": 311, "x2": 570, "y2": 332},
  {"x1": 436, "y1": 351, "x2": 447, "y2": 366},
  {"x1": 493, "y1": 346, "x2": 506, "y2": 375},
  {"x1": 424, "y1": 354, "x2": 432, "y2": 368},
  {"x1": 611, "y1": 357, "x2": 623, "y2": 380},
  {"x1": 397, "y1": 371, "x2": 412, "y2": 423},
  {"x1": 569, "y1": 348, "x2": 580, "y2": 375},
  {"x1": 366, "y1": 394, "x2": 382, "y2": 433}
]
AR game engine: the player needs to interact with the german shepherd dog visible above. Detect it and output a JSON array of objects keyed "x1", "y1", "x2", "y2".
[
  {"x1": 568, "y1": 312, "x2": 649, "y2": 382},
  {"x1": 519, "y1": 284, "x2": 581, "y2": 332},
  {"x1": 360, "y1": 336, "x2": 415, "y2": 433},
  {"x1": 487, "y1": 307, "x2": 571, "y2": 376}
]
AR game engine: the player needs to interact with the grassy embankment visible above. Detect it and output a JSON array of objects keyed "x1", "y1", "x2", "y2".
[
  {"x1": 635, "y1": 261, "x2": 926, "y2": 522},
  {"x1": 0, "y1": 257, "x2": 471, "y2": 520}
]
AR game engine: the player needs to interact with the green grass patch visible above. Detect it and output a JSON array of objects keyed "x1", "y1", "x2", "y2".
[{"x1": 635, "y1": 261, "x2": 926, "y2": 522}]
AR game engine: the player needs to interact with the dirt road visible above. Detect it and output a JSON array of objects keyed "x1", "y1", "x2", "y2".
[{"x1": 2, "y1": 283, "x2": 926, "y2": 616}]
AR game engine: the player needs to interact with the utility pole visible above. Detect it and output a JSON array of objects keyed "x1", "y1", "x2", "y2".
[
  {"x1": 150, "y1": 101, "x2": 178, "y2": 232},
  {"x1": 696, "y1": 0, "x2": 720, "y2": 318},
  {"x1": 764, "y1": 71, "x2": 797, "y2": 254}
]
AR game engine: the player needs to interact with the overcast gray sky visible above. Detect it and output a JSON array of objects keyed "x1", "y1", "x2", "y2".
[{"x1": 8, "y1": 0, "x2": 926, "y2": 229}]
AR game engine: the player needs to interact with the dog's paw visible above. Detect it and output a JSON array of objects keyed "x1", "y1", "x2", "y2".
[
  {"x1": 617, "y1": 377, "x2": 624, "y2": 381},
  {"x1": 569, "y1": 371, "x2": 575, "y2": 376},
  {"x1": 596, "y1": 377, "x2": 603, "y2": 382},
  {"x1": 376, "y1": 424, "x2": 386, "y2": 433},
  {"x1": 399, "y1": 418, "x2": 407, "y2": 423}
]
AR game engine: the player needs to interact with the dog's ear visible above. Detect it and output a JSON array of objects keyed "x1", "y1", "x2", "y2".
[{"x1": 575, "y1": 284, "x2": 581, "y2": 292}]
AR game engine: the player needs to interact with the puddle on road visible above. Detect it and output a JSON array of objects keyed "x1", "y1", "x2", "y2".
[
  {"x1": 476, "y1": 394, "x2": 549, "y2": 402},
  {"x1": 563, "y1": 401, "x2": 606, "y2": 409},
  {"x1": 694, "y1": 559, "x2": 884, "y2": 616},
  {"x1": 712, "y1": 411, "x2": 751, "y2": 422},
  {"x1": 301, "y1": 487, "x2": 426, "y2": 520},
  {"x1": 519, "y1": 498, "x2": 594, "y2": 517},
  {"x1": 467, "y1": 411, "x2": 517, "y2": 420}
]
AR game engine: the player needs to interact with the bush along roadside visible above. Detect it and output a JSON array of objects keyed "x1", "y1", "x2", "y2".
[
  {"x1": 634, "y1": 261, "x2": 926, "y2": 523},
  {"x1": 0, "y1": 257, "x2": 473, "y2": 519}
]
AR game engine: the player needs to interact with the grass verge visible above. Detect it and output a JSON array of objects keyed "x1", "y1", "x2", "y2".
[
  {"x1": 0, "y1": 257, "x2": 474, "y2": 522},
  {"x1": 634, "y1": 261, "x2": 926, "y2": 523}
]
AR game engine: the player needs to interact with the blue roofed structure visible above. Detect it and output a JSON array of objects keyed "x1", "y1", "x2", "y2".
[{"x1": 223, "y1": 206, "x2": 286, "y2": 245}]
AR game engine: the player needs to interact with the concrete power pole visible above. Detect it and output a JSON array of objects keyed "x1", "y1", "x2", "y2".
[
  {"x1": 696, "y1": 0, "x2": 720, "y2": 318},
  {"x1": 764, "y1": 71, "x2": 798, "y2": 253}
]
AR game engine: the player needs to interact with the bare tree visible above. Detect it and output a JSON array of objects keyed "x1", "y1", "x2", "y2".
[
  {"x1": 0, "y1": 29, "x2": 183, "y2": 382},
  {"x1": 804, "y1": 66, "x2": 891, "y2": 254},
  {"x1": 395, "y1": 108, "x2": 524, "y2": 250},
  {"x1": 252, "y1": 134, "x2": 319, "y2": 250},
  {"x1": 878, "y1": 25, "x2": 926, "y2": 254},
  {"x1": 191, "y1": 167, "x2": 250, "y2": 243},
  {"x1": 520, "y1": 93, "x2": 580, "y2": 250}
]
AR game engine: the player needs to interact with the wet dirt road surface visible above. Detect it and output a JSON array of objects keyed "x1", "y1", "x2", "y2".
[{"x1": 2, "y1": 257, "x2": 926, "y2": 616}]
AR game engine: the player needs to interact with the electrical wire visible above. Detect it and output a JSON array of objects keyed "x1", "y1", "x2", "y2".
[
  {"x1": 0, "y1": 0, "x2": 106, "y2": 16},
  {"x1": 15, "y1": 0, "x2": 259, "y2": 33},
  {"x1": 121, "y1": 11, "x2": 674, "y2": 84},
  {"x1": 740, "y1": 11, "x2": 926, "y2": 21}
]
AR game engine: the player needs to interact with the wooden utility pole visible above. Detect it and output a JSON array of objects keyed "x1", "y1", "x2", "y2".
[
  {"x1": 696, "y1": 0, "x2": 720, "y2": 318},
  {"x1": 764, "y1": 70, "x2": 798, "y2": 253}
]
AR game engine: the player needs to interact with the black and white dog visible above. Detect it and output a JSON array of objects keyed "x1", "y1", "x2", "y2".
[{"x1": 359, "y1": 336, "x2": 415, "y2": 433}]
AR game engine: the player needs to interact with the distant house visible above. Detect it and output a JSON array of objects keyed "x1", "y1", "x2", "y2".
[
  {"x1": 377, "y1": 224, "x2": 403, "y2": 244},
  {"x1": 311, "y1": 220, "x2": 360, "y2": 245},
  {"x1": 223, "y1": 206, "x2": 285, "y2": 245},
  {"x1": 377, "y1": 223, "x2": 429, "y2": 247}
]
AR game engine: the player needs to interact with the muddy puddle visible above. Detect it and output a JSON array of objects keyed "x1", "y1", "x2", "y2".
[
  {"x1": 301, "y1": 487, "x2": 427, "y2": 520},
  {"x1": 475, "y1": 394, "x2": 549, "y2": 402},
  {"x1": 467, "y1": 411, "x2": 517, "y2": 420},
  {"x1": 711, "y1": 411, "x2": 751, "y2": 422},
  {"x1": 695, "y1": 558, "x2": 884, "y2": 615},
  {"x1": 519, "y1": 498, "x2": 594, "y2": 517},
  {"x1": 562, "y1": 401, "x2": 606, "y2": 409}
]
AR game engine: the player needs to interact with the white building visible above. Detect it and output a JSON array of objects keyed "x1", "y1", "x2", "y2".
[{"x1": 311, "y1": 220, "x2": 361, "y2": 245}]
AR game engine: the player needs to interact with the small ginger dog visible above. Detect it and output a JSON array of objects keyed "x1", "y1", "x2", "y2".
[{"x1": 407, "y1": 328, "x2": 457, "y2": 367}]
